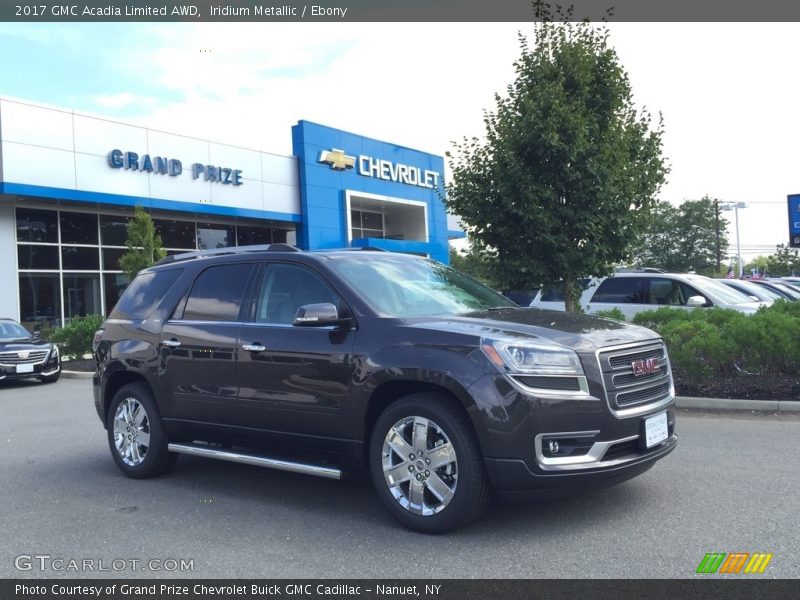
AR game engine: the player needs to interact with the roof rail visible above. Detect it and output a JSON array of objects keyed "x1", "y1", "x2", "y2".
[{"x1": 154, "y1": 243, "x2": 301, "y2": 266}]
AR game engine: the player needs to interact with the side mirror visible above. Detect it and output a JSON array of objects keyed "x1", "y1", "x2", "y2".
[
  {"x1": 686, "y1": 295, "x2": 709, "y2": 308},
  {"x1": 293, "y1": 303, "x2": 342, "y2": 327}
]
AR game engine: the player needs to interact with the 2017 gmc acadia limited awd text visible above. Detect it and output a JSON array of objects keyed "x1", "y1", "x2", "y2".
[{"x1": 93, "y1": 245, "x2": 677, "y2": 532}]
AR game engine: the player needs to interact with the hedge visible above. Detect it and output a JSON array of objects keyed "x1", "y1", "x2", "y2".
[
  {"x1": 631, "y1": 301, "x2": 800, "y2": 382},
  {"x1": 49, "y1": 314, "x2": 105, "y2": 358}
]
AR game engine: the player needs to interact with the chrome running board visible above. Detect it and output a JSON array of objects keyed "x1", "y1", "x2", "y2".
[{"x1": 167, "y1": 443, "x2": 342, "y2": 480}]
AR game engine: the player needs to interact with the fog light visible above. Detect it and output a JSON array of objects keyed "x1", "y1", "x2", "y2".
[{"x1": 548, "y1": 440, "x2": 559, "y2": 454}]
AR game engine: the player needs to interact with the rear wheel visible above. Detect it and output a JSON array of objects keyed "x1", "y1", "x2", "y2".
[
  {"x1": 369, "y1": 393, "x2": 489, "y2": 533},
  {"x1": 106, "y1": 383, "x2": 177, "y2": 478}
]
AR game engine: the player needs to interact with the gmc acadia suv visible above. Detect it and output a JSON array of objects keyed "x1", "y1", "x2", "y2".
[{"x1": 93, "y1": 245, "x2": 677, "y2": 532}]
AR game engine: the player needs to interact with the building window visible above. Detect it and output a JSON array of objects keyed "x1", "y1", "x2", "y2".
[
  {"x1": 154, "y1": 219, "x2": 196, "y2": 249},
  {"x1": 63, "y1": 274, "x2": 102, "y2": 319},
  {"x1": 351, "y1": 210, "x2": 385, "y2": 239},
  {"x1": 100, "y1": 215, "x2": 129, "y2": 246},
  {"x1": 19, "y1": 273, "x2": 61, "y2": 331},
  {"x1": 60, "y1": 211, "x2": 98, "y2": 245},
  {"x1": 17, "y1": 245, "x2": 60, "y2": 270},
  {"x1": 61, "y1": 246, "x2": 100, "y2": 270},
  {"x1": 197, "y1": 223, "x2": 235, "y2": 250},
  {"x1": 17, "y1": 208, "x2": 58, "y2": 243},
  {"x1": 14, "y1": 206, "x2": 297, "y2": 326}
]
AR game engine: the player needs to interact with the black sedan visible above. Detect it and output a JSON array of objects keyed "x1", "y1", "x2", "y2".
[{"x1": 0, "y1": 319, "x2": 61, "y2": 383}]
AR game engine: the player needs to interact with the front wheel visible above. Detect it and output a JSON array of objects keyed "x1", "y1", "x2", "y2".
[
  {"x1": 106, "y1": 383, "x2": 177, "y2": 478},
  {"x1": 369, "y1": 393, "x2": 490, "y2": 533}
]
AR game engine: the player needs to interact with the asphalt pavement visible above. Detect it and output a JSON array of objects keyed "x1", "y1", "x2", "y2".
[{"x1": 1, "y1": 378, "x2": 798, "y2": 579}]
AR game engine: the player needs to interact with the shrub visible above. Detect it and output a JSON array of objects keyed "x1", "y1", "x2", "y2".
[
  {"x1": 50, "y1": 314, "x2": 105, "y2": 358},
  {"x1": 631, "y1": 304, "x2": 800, "y2": 383},
  {"x1": 593, "y1": 308, "x2": 627, "y2": 321}
]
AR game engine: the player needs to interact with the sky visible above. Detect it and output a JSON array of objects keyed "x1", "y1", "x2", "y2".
[{"x1": 0, "y1": 21, "x2": 797, "y2": 262}]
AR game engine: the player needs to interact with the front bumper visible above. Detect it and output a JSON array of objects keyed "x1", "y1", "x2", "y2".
[
  {"x1": 467, "y1": 372, "x2": 677, "y2": 495},
  {"x1": 0, "y1": 351, "x2": 60, "y2": 380}
]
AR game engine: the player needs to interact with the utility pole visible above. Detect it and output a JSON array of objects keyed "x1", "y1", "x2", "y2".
[{"x1": 714, "y1": 199, "x2": 721, "y2": 273}]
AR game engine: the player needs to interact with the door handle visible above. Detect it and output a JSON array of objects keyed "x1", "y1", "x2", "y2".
[
  {"x1": 242, "y1": 343, "x2": 266, "y2": 352},
  {"x1": 162, "y1": 339, "x2": 181, "y2": 348}
]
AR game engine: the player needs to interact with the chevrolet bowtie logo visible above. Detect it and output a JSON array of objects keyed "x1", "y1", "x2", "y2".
[{"x1": 318, "y1": 148, "x2": 355, "y2": 171}]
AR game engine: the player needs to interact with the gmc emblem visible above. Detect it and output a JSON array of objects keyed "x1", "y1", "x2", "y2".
[{"x1": 631, "y1": 358, "x2": 660, "y2": 377}]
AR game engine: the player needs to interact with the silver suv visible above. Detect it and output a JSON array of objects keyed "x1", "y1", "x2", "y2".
[{"x1": 530, "y1": 272, "x2": 768, "y2": 320}]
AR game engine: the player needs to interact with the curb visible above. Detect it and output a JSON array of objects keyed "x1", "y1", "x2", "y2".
[
  {"x1": 676, "y1": 396, "x2": 800, "y2": 412},
  {"x1": 61, "y1": 370, "x2": 93, "y2": 380}
]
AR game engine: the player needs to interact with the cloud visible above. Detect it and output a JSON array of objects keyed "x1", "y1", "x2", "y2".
[{"x1": 91, "y1": 92, "x2": 161, "y2": 109}]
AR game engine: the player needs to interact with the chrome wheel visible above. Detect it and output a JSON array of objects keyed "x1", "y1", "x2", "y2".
[
  {"x1": 112, "y1": 397, "x2": 150, "y2": 467},
  {"x1": 381, "y1": 416, "x2": 458, "y2": 516}
]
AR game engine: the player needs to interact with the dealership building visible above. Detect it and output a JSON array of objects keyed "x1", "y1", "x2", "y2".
[{"x1": 0, "y1": 96, "x2": 461, "y2": 330}]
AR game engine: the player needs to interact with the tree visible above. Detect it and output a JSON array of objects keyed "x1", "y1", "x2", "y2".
[
  {"x1": 446, "y1": 16, "x2": 667, "y2": 311},
  {"x1": 448, "y1": 246, "x2": 499, "y2": 289},
  {"x1": 119, "y1": 206, "x2": 167, "y2": 280},
  {"x1": 635, "y1": 196, "x2": 729, "y2": 275},
  {"x1": 765, "y1": 244, "x2": 800, "y2": 276}
]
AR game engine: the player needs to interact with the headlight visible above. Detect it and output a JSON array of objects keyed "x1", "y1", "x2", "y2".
[{"x1": 481, "y1": 338, "x2": 584, "y2": 376}]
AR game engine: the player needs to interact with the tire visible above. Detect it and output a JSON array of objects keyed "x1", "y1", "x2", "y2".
[
  {"x1": 369, "y1": 393, "x2": 490, "y2": 533},
  {"x1": 106, "y1": 383, "x2": 177, "y2": 479},
  {"x1": 38, "y1": 368, "x2": 61, "y2": 384}
]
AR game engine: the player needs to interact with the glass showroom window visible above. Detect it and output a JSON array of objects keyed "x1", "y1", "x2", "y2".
[
  {"x1": 15, "y1": 207, "x2": 298, "y2": 326},
  {"x1": 351, "y1": 210, "x2": 385, "y2": 240}
]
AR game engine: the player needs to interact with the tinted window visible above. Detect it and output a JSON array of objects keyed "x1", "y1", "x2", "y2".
[
  {"x1": 540, "y1": 279, "x2": 592, "y2": 302},
  {"x1": 16, "y1": 208, "x2": 58, "y2": 243},
  {"x1": 646, "y1": 278, "x2": 704, "y2": 306},
  {"x1": 100, "y1": 215, "x2": 129, "y2": 246},
  {"x1": 255, "y1": 264, "x2": 340, "y2": 324},
  {"x1": 104, "y1": 273, "x2": 130, "y2": 315},
  {"x1": 237, "y1": 225, "x2": 270, "y2": 246},
  {"x1": 19, "y1": 273, "x2": 61, "y2": 327},
  {"x1": 110, "y1": 269, "x2": 182, "y2": 320},
  {"x1": 198, "y1": 223, "x2": 235, "y2": 250},
  {"x1": 61, "y1": 246, "x2": 100, "y2": 270},
  {"x1": 591, "y1": 278, "x2": 648, "y2": 304},
  {"x1": 182, "y1": 264, "x2": 253, "y2": 322},
  {"x1": 154, "y1": 219, "x2": 196, "y2": 249},
  {"x1": 102, "y1": 248, "x2": 126, "y2": 271},
  {"x1": 18, "y1": 245, "x2": 60, "y2": 270},
  {"x1": 60, "y1": 212, "x2": 98, "y2": 244}
]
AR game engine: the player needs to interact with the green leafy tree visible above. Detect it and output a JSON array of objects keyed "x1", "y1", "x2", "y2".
[
  {"x1": 448, "y1": 246, "x2": 499, "y2": 289},
  {"x1": 636, "y1": 196, "x2": 729, "y2": 275},
  {"x1": 765, "y1": 244, "x2": 800, "y2": 276},
  {"x1": 446, "y1": 17, "x2": 667, "y2": 311},
  {"x1": 119, "y1": 206, "x2": 167, "y2": 280}
]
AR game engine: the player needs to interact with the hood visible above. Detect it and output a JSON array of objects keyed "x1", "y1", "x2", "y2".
[
  {"x1": 0, "y1": 340, "x2": 52, "y2": 351},
  {"x1": 406, "y1": 307, "x2": 659, "y2": 353}
]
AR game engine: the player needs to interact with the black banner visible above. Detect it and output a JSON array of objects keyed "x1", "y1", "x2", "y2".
[
  {"x1": 3, "y1": 0, "x2": 800, "y2": 22},
  {"x1": 3, "y1": 580, "x2": 800, "y2": 600}
]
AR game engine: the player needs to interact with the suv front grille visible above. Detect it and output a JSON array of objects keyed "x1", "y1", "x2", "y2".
[
  {"x1": 0, "y1": 350, "x2": 49, "y2": 365},
  {"x1": 597, "y1": 342, "x2": 672, "y2": 412}
]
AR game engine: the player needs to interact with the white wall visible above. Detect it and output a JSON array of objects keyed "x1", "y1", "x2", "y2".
[
  {"x1": 0, "y1": 97, "x2": 301, "y2": 217},
  {"x1": 0, "y1": 203, "x2": 20, "y2": 319}
]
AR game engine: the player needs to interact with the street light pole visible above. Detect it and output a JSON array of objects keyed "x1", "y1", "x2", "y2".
[{"x1": 719, "y1": 201, "x2": 748, "y2": 278}]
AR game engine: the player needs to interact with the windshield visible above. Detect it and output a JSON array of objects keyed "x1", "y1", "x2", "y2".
[
  {"x1": 686, "y1": 276, "x2": 762, "y2": 304},
  {"x1": 329, "y1": 255, "x2": 517, "y2": 317},
  {"x1": 0, "y1": 321, "x2": 33, "y2": 342}
]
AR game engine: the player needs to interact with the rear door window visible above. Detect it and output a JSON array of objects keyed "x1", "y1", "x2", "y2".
[
  {"x1": 591, "y1": 277, "x2": 648, "y2": 304},
  {"x1": 109, "y1": 269, "x2": 183, "y2": 320},
  {"x1": 181, "y1": 264, "x2": 254, "y2": 322}
]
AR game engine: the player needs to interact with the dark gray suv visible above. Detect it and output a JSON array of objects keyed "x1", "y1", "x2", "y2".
[{"x1": 93, "y1": 245, "x2": 677, "y2": 532}]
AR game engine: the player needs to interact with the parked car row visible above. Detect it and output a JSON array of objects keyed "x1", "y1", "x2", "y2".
[{"x1": 529, "y1": 272, "x2": 769, "y2": 320}]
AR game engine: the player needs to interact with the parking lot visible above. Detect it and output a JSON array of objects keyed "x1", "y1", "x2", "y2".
[{"x1": 1, "y1": 378, "x2": 798, "y2": 579}]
